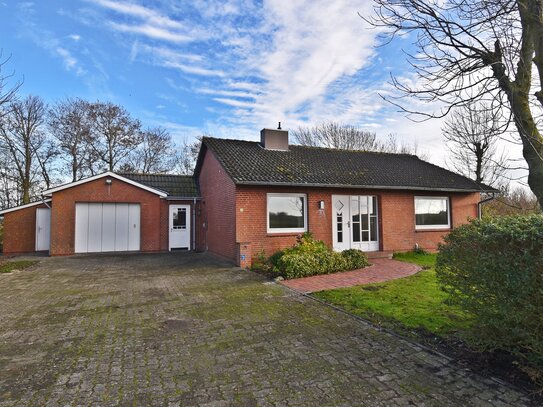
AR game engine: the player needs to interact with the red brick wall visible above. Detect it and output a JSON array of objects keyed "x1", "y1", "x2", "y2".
[
  {"x1": 379, "y1": 191, "x2": 479, "y2": 251},
  {"x1": 198, "y1": 149, "x2": 237, "y2": 262},
  {"x1": 2, "y1": 203, "x2": 49, "y2": 254},
  {"x1": 50, "y1": 177, "x2": 163, "y2": 255},
  {"x1": 235, "y1": 185, "x2": 480, "y2": 260}
]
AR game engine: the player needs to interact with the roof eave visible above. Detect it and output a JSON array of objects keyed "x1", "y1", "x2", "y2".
[
  {"x1": 0, "y1": 198, "x2": 52, "y2": 215},
  {"x1": 234, "y1": 180, "x2": 497, "y2": 193},
  {"x1": 165, "y1": 196, "x2": 202, "y2": 200},
  {"x1": 42, "y1": 171, "x2": 168, "y2": 197}
]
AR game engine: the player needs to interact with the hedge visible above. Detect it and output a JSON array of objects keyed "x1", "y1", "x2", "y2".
[{"x1": 436, "y1": 215, "x2": 543, "y2": 382}]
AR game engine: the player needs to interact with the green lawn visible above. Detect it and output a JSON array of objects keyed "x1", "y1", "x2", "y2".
[
  {"x1": 314, "y1": 252, "x2": 471, "y2": 337},
  {"x1": 0, "y1": 260, "x2": 38, "y2": 274}
]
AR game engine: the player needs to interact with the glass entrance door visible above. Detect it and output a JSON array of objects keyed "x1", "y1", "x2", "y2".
[{"x1": 332, "y1": 195, "x2": 379, "y2": 252}]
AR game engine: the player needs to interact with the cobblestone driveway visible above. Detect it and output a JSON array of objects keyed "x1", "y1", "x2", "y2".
[{"x1": 0, "y1": 253, "x2": 532, "y2": 406}]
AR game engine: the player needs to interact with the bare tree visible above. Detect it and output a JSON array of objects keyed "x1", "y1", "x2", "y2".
[
  {"x1": 483, "y1": 186, "x2": 540, "y2": 216},
  {"x1": 174, "y1": 136, "x2": 202, "y2": 175},
  {"x1": 0, "y1": 148, "x2": 19, "y2": 209},
  {"x1": 0, "y1": 51, "x2": 21, "y2": 119},
  {"x1": 374, "y1": 133, "x2": 424, "y2": 157},
  {"x1": 366, "y1": 0, "x2": 543, "y2": 204},
  {"x1": 443, "y1": 104, "x2": 508, "y2": 187},
  {"x1": 127, "y1": 127, "x2": 176, "y2": 174},
  {"x1": 0, "y1": 95, "x2": 50, "y2": 204},
  {"x1": 292, "y1": 122, "x2": 378, "y2": 150},
  {"x1": 49, "y1": 98, "x2": 94, "y2": 182},
  {"x1": 88, "y1": 101, "x2": 142, "y2": 172}
]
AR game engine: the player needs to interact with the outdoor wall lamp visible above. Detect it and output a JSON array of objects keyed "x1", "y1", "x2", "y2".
[
  {"x1": 318, "y1": 200, "x2": 325, "y2": 210},
  {"x1": 105, "y1": 178, "x2": 112, "y2": 185}
]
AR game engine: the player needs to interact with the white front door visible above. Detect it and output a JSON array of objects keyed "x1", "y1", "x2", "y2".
[
  {"x1": 332, "y1": 195, "x2": 379, "y2": 252},
  {"x1": 35, "y1": 208, "x2": 51, "y2": 251},
  {"x1": 169, "y1": 205, "x2": 190, "y2": 250}
]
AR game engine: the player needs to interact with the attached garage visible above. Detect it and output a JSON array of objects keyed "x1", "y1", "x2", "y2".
[
  {"x1": 75, "y1": 203, "x2": 141, "y2": 253},
  {"x1": 0, "y1": 171, "x2": 202, "y2": 256}
]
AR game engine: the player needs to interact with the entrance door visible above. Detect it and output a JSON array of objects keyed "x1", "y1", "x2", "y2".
[
  {"x1": 169, "y1": 205, "x2": 190, "y2": 250},
  {"x1": 35, "y1": 208, "x2": 51, "y2": 251},
  {"x1": 332, "y1": 195, "x2": 379, "y2": 252}
]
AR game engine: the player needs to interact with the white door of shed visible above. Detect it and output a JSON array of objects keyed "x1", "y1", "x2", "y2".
[
  {"x1": 75, "y1": 203, "x2": 140, "y2": 253},
  {"x1": 35, "y1": 208, "x2": 51, "y2": 251}
]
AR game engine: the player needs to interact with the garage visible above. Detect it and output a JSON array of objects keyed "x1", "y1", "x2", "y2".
[{"x1": 75, "y1": 203, "x2": 140, "y2": 253}]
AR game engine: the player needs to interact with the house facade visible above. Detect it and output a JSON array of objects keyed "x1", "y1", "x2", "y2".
[{"x1": 0, "y1": 128, "x2": 494, "y2": 266}]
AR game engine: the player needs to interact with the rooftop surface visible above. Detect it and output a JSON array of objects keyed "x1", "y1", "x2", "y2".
[
  {"x1": 200, "y1": 137, "x2": 495, "y2": 192},
  {"x1": 120, "y1": 173, "x2": 200, "y2": 197}
]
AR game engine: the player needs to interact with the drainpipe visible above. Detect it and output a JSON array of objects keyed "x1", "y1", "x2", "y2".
[
  {"x1": 192, "y1": 198, "x2": 196, "y2": 251},
  {"x1": 478, "y1": 193, "x2": 496, "y2": 219},
  {"x1": 41, "y1": 195, "x2": 51, "y2": 209}
]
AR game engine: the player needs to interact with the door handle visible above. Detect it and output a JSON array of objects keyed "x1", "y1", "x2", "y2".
[{"x1": 347, "y1": 221, "x2": 350, "y2": 228}]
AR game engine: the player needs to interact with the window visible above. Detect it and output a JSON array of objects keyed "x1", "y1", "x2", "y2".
[
  {"x1": 415, "y1": 197, "x2": 450, "y2": 230},
  {"x1": 267, "y1": 193, "x2": 307, "y2": 233},
  {"x1": 173, "y1": 208, "x2": 187, "y2": 229}
]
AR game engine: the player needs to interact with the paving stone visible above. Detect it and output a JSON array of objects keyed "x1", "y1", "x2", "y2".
[{"x1": 0, "y1": 252, "x2": 534, "y2": 406}]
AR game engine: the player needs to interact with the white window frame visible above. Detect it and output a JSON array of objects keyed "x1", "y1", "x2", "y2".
[
  {"x1": 267, "y1": 193, "x2": 308, "y2": 234},
  {"x1": 414, "y1": 196, "x2": 451, "y2": 230}
]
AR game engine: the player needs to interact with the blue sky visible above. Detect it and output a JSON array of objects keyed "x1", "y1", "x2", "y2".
[{"x1": 0, "y1": 0, "x2": 522, "y2": 172}]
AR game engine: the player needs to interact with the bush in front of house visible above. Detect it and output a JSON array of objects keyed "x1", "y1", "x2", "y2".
[
  {"x1": 436, "y1": 215, "x2": 543, "y2": 382},
  {"x1": 341, "y1": 249, "x2": 371, "y2": 270},
  {"x1": 269, "y1": 233, "x2": 369, "y2": 279}
]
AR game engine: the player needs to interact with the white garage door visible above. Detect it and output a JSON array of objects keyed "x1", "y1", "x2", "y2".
[{"x1": 75, "y1": 203, "x2": 140, "y2": 253}]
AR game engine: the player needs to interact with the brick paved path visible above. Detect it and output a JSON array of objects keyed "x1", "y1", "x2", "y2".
[
  {"x1": 281, "y1": 258, "x2": 421, "y2": 293},
  {"x1": 0, "y1": 253, "x2": 532, "y2": 406}
]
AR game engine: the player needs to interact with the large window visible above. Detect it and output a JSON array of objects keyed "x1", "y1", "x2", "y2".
[
  {"x1": 267, "y1": 193, "x2": 307, "y2": 233},
  {"x1": 415, "y1": 197, "x2": 450, "y2": 230}
]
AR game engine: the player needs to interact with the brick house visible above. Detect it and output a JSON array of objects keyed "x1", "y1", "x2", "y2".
[{"x1": 0, "y1": 128, "x2": 496, "y2": 265}]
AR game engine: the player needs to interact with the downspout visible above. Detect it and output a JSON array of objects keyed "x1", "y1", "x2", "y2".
[
  {"x1": 41, "y1": 195, "x2": 51, "y2": 209},
  {"x1": 478, "y1": 193, "x2": 496, "y2": 219},
  {"x1": 192, "y1": 197, "x2": 196, "y2": 251}
]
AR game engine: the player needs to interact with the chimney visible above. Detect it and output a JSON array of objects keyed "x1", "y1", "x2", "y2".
[{"x1": 260, "y1": 123, "x2": 289, "y2": 151}]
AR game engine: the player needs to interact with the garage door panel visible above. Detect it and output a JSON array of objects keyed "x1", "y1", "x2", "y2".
[
  {"x1": 75, "y1": 202, "x2": 140, "y2": 254},
  {"x1": 101, "y1": 204, "x2": 116, "y2": 252},
  {"x1": 128, "y1": 204, "x2": 140, "y2": 251},
  {"x1": 115, "y1": 203, "x2": 129, "y2": 251},
  {"x1": 75, "y1": 203, "x2": 89, "y2": 253},
  {"x1": 87, "y1": 203, "x2": 103, "y2": 253}
]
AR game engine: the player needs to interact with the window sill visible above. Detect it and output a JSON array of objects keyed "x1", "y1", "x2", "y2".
[
  {"x1": 415, "y1": 228, "x2": 451, "y2": 233},
  {"x1": 266, "y1": 232, "x2": 305, "y2": 237}
]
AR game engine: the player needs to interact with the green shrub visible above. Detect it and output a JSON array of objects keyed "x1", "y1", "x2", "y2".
[
  {"x1": 250, "y1": 249, "x2": 269, "y2": 272},
  {"x1": 341, "y1": 249, "x2": 370, "y2": 270},
  {"x1": 436, "y1": 215, "x2": 543, "y2": 382},
  {"x1": 269, "y1": 233, "x2": 369, "y2": 279}
]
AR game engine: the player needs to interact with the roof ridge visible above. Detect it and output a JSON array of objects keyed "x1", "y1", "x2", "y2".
[
  {"x1": 204, "y1": 136, "x2": 417, "y2": 157},
  {"x1": 118, "y1": 172, "x2": 194, "y2": 178}
]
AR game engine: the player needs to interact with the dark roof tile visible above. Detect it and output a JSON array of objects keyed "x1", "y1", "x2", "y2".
[
  {"x1": 201, "y1": 137, "x2": 496, "y2": 192},
  {"x1": 118, "y1": 173, "x2": 200, "y2": 197}
]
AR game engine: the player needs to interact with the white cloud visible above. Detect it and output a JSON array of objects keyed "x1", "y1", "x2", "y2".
[
  {"x1": 69, "y1": 34, "x2": 81, "y2": 41},
  {"x1": 109, "y1": 22, "x2": 194, "y2": 43},
  {"x1": 89, "y1": 0, "x2": 210, "y2": 44}
]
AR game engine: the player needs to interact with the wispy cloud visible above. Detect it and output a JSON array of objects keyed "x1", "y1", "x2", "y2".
[
  {"x1": 109, "y1": 22, "x2": 193, "y2": 43},
  {"x1": 56, "y1": 47, "x2": 85, "y2": 76}
]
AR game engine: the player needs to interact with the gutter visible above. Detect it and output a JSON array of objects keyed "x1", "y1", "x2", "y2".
[
  {"x1": 234, "y1": 180, "x2": 497, "y2": 194},
  {"x1": 478, "y1": 193, "x2": 497, "y2": 218},
  {"x1": 165, "y1": 196, "x2": 202, "y2": 201}
]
